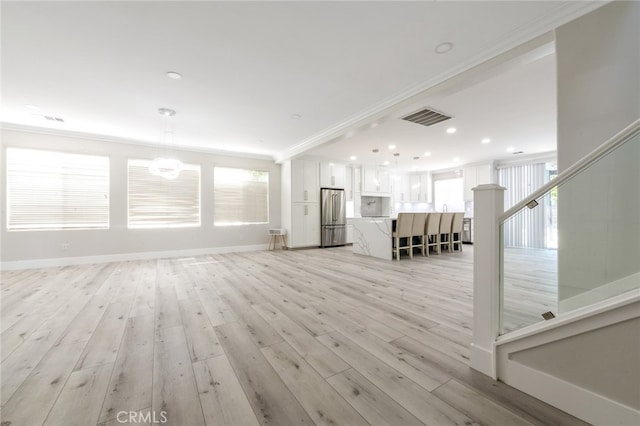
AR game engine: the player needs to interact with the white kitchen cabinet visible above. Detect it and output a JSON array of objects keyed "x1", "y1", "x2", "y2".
[
  {"x1": 292, "y1": 160, "x2": 319, "y2": 203},
  {"x1": 464, "y1": 163, "x2": 494, "y2": 201},
  {"x1": 345, "y1": 166, "x2": 353, "y2": 201},
  {"x1": 392, "y1": 174, "x2": 410, "y2": 203},
  {"x1": 290, "y1": 204, "x2": 320, "y2": 248},
  {"x1": 363, "y1": 166, "x2": 391, "y2": 195},
  {"x1": 410, "y1": 173, "x2": 433, "y2": 203},
  {"x1": 282, "y1": 159, "x2": 321, "y2": 249},
  {"x1": 320, "y1": 162, "x2": 346, "y2": 189}
]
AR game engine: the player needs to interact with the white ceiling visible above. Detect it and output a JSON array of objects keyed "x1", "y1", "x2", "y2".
[{"x1": 0, "y1": 1, "x2": 601, "y2": 167}]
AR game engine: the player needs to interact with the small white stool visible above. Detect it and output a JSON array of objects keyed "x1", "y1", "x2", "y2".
[{"x1": 268, "y1": 228, "x2": 287, "y2": 250}]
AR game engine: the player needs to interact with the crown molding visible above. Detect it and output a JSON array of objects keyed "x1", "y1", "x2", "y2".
[
  {"x1": 0, "y1": 122, "x2": 276, "y2": 162},
  {"x1": 275, "y1": 1, "x2": 607, "y2": 163}
]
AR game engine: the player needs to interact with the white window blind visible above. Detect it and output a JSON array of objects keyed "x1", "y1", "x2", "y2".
[
  {"x1": 498, "y1": 162, "x2": 547, "y2": 248},
  {"x1": 6, "y1": 148, "x2": 109, "y2": 231},
  {"x1": 128, "y1": 159, "x2": 201, "y2": 228},
  {"x1": 214, "y1": 167, "x2": 268, "y2": 226}
]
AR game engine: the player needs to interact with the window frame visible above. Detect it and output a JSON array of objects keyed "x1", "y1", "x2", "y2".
[{"x1": 5, "y1": 147, "x2": 111, "y2": 232}]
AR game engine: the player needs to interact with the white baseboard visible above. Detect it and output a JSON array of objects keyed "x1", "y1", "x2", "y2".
[
  {"x1": 559, "y1": 272, "x2": 640, "y2": 313},
  {"x1": 0, "y1": 244, "x2": 269, "y2": 271},
  {"x1": 470, "y1": 343, "x2": 496, "y2": 379},
  {"x1": 499, "y1": 361, "x2": 639, "y2": 426}
]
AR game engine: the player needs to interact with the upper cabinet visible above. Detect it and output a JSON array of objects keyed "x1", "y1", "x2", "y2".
[
  {"x1": 463, "y1": 163, "x2": 494, "y2": 200},
  {"x1": 409, "y1": 173, "x2": 432, "y2": 203},
  {"x1": 319, "y1": 162, "x2": 346, "y2": 189},
  {"x1": 362, "y1": 166, "x2": 391, "y2": 195},
  {"x1": 392, "y1": 174, "x2": 410, "y2": 203},
  {"x1": 292, "y1": 159, "x2": 319, "y2": 203}
]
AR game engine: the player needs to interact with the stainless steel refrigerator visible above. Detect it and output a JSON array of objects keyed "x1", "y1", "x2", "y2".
[{"x1": 320, "y1": 188, "x2": 346, "y2": 247}]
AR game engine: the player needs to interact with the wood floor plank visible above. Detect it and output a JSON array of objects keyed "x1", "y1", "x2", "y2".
[
  {"x1": 215, "y1": 321, "x2": 314, "y2": 426},
  {"x1": 44, "y1": 362, "x2": 114, "y2": 426},
  {"x1": 261, "y1": 341, "x2": 369, "y2": 426},
  {"x1": 129, "y1": 260, "x2": 157, "y2": 318},
  {"x1": 99, "y1": 314, "x2": 154, "y2": 423},
  {"x1": 391, "y1": 335, "x2": 590, "y2": 426},
  {"x1": 74, "y1": 302, "x2": 130, "y2": 370},
  {"x1": 178, "y1": 297, "x2": 224, "y2": 362},
  {"x1": 328, "y1": 318, "x2": 450, "y2": 391},
  {"x1": 326, "y1": 368, "x2": 425, "y2": 426},
  {"x1": 55, "y1": 295, "x2": 111, "y2": 347},
  {"x1": 195, "y1": 285, "x2": 236, "y2": 326},
  {"x1": 219, "y1": 289, "x2": 283, "y2": 348},
  {"x1": 155, "y1": 286, "x2": 182, "y2": 330},
  {"x1": 0, "y1": 326, "x2": 66, "y2": 406},
  {"x1": 253, "y1": 302, "x2": 349, "y2": 378},
  {"x1": 433, "y1": 379, "x2": 536, "y2": 426},
  {"x1": 152, "y1": 326, "x2": 205, "y2": 426},
  {"x1": 192, "y1": 355, "x2": 260, "y2": 426},
  {"x1": 317, "y1": 331, "x2": 477, "y2": 426},
  {"x1": 0, "y1": 340, "x2": 86, "y2": 426},
  {"x1": 1, "y1": 246, "x2": 585, "y2": 426}
]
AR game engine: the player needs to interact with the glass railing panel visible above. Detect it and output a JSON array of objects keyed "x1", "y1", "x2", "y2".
[
  {"x1": 501, "y1": 192, "x2": 558, "y2": 334},
  {"x1": 500, "y1": 129, "x2": 639, "y2": 335}
]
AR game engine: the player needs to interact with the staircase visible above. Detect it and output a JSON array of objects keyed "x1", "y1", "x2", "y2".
[{"x1": 471, "y1": 120, "x2": 640, "y2": 425}]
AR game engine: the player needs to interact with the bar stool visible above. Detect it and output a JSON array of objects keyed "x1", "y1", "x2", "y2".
[
  {"x1": 268, "y1": 228, "x2": 287, "y2": 250},
  {"x1": 410, "y1": 213, "x2": 427, "y2": 257},
  {"x1": 424, "y1": 212, "x2": 441, "y2": 256},
  {"x1": 439, "y1": 213, "x2": 454, "y2": 253},
  {"x1": 450, "y1": 213, "x2": 465, "y2": 252},
  {"x1": 393, "y1": 213, "x2": 413, "y2": 260}
]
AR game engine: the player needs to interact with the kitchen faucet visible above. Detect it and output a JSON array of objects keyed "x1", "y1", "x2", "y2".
[{"x1": 442, "y1": 203, "x2": 448, "y2": 212}]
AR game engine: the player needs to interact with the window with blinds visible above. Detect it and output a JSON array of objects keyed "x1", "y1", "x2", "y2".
[
  {"x1": 6, "y1": 148, "x2": 109, "y2": 231},
  {"x1": 128, "y1": 159, "x2": 201, "y2": 228},
  {"x1": 214, "y1": 167, "x2": 269, "y2": 226}
]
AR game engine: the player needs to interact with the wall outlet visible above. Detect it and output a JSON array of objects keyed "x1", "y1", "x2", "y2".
[{"x1": 61, "y1": 242, "x2": 70, "y2": 251}]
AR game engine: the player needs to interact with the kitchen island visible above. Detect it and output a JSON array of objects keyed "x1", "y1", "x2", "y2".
[{"x1": 351, "y1": 217, "x2": 395, "y2": 260}]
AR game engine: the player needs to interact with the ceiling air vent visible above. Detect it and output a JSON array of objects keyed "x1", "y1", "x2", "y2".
[{"x1": 401, "y1": 107, "x2": 451, "y2": 127}]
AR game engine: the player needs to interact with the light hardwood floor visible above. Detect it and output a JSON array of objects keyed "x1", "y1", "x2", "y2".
[{"x1": 1, "y1": 245, "x2": 585, "y2": 426}]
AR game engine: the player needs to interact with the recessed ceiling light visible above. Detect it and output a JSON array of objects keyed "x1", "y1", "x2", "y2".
[
  {"x1": 158, "y1": 107, "x2": 176, "y2": 116},
  {"x1": 506, "y1": 147, "x2": 515, "y2": 152},
  {"x1": 388, "y1": 144, "x2": 396, "y2": 150},
  {"x1": 452, "y1": 157, "x2": 460, "y2": 162},
  {"x1": 383, "y1": 161, "x2": 390, "y2": 166},
  {"x1": 424, "y1": 151, "x2": 432, "y2": 157},
  {"x1": 24, "y1": 104, "x2": 40, "y2": 111},
  {"x1": 166, "y1": 71, "x2": 183, "y2": 80},
  {"x1": 481, "y1": 138, "x2": 491, "y2": 144},
  {"x1": 435, "y1": 42, "x2": 454, "y2": 54},
  {"x1": 290, "y1": 114, "x2": 302, "y2": 119},
  {"x1": 349, "y1": 155, "x2": 357, "y2": 161},
  {"x1": 446, "y1": 127, "x2": 457, "y2": 134}
]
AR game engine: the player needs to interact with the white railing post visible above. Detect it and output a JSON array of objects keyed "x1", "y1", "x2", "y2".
[{"x1": 471, "y1": 184, "x2": 505, "y2": 379}]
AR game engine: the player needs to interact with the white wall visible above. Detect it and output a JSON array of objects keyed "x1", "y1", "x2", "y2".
[
  {"x1": 510, "y1": 317, "x2": 640, "y2": 411},
  {"x1": 556, "y1": 1, "x2": 640, "y2": 306},
  {"x1": 556, "y1": 1, "x2": 640, "y2": 170},
  {"x1": 0, "y1": 129, "x2": 281, "y2": 267}
]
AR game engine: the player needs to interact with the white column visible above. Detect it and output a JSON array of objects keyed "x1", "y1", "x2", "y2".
[{"x1": 470, "y1": 184, "x2": 505, "y2": 379}]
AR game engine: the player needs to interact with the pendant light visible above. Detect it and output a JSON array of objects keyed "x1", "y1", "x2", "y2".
[{"x1": 149, "y1": 107, "x2": 183, "y2": 180}]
